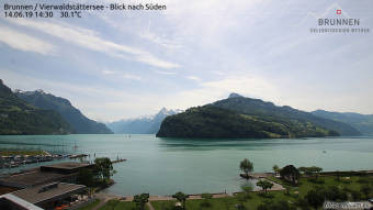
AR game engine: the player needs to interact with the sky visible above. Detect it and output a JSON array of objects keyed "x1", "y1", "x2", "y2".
[{"x1": 0, "y1": 0, "x2": 372, "y2": 122}]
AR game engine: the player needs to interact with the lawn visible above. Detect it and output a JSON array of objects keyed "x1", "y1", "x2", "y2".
[
  {"x1": 82, "y1": 175, "x2": 372, "y2": 210},
  {"x1": 151, "y1": 175, "x2": 372, "y2": 210},
  {"x1": 78, "y1": 199, "x2": 100, "y2": 210},
  {"x1": 98, "y1": 199, "x2": 149, "y2": 210}
]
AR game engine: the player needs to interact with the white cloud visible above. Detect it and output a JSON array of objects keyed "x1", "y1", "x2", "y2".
[
  {"x1": 155, "y1": 75, "x2": 281, "y2": 112},
  {"x1": 140, "y1": 29, "x2": 183, "y2": 50},
  {"x1": 0, "y1": 25, "x2": 55, "y2": 55},
  {"x1": 121, "y1": 73, "x2": 142, "y2": 81},
  {"x1": 154, "y1": 70, "x2": 177, "y2": 75},
  {"x1": 102, "y1": 70, "x2": 116, "y2": 75},
  {"x1": 101, "y1": 69, "x2": 142, "y2": 81},
  {"x1": 186, "y1": 76, "x2": 201, "y2": 81},
  {"x1": 8, "y1": 19, "x2": 180, "y2": 69}
]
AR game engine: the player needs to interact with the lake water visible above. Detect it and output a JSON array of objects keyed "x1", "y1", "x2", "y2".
[{"x1": 0, "y1": 135, "x2": 372, "y2": 196}]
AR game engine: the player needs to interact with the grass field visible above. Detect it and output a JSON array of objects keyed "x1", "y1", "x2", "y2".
[
  {"x1": 78, "y1": 199, "x2": 101, "y2": 210},
  {"x1": 98, "y1": 199, "x2": 149, "y2": 210},
  {"x1": 84, "y1": 175, "x2": 372, "y2": 210},
  {"x1": 150, "y1": 175, "x2": 372, "y2": 210}
]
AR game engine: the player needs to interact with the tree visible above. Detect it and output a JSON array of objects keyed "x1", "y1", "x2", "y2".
[
  {"x1": 133, "y1": 193, "x2": 149, "y2": 210},
  {"x1": 239, "y1": 159, "x2": 253, "y2": 179},
  {"x1": 77, "y1": 168, "x2": 95, "y2": 187},
  {"x1": 256, "y1": 180, "x2": 274, "y2": 193},
  {"x1": 361, "y1": 185, "x2": 372, "y2": 199},
  {"x1": 299, "y1": 166, "x2": 322, "y2": 180},
  {"x1": 305, "y1": 189, "x2": 324, "y2": 209},
  {"x1": 272, "y1": 165, "x2": 279, "y2": 175},
  {"x1": 241, "y1": 184, "x2": 253, "y2": 199},
  {"x1": 234, "y1": 193, "x2": 248, "y2": 210},
  {"x1": 172, "y1": 192, "x2": 189, "y2": 209},
  {"x1": 310, "y1": 166, "x2": 322, "y2": 180},
  {"x1": 94, "y1": 157, "x2": 115, "y2": 182},
  {"x1": 200, "y1": 193, "x2": 213, "y2": 207},
  {"x1": 258, "y1": 200, "x2": 295, "y2": 210},
  {"x1": 280, "y1": 165, "x2": 300, "y2": 185},
  {"x1": 298, "y1": 167, "x2": 311, "y2": 176}
]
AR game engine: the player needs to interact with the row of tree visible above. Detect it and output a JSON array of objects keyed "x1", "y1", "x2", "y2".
[
  {"x1": 77, "y1": 157, "x2": 116, "y2": 197},
  {"x1": 133, "y1": 191, "x2": 191, "y2": 210},
  {"x1": 239, "y1": 158, "x2": 324, "y2": 186}
]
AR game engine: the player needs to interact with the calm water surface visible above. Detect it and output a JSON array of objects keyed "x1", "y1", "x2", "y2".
[{"x1": 0, "y1": 135, "x2": 372, "y2": 196}]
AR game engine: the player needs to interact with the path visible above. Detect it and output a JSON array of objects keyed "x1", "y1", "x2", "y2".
[
  {"x1": 92, "y1": 192, "x2": 123, "y2": 210},
  {"x1": 146, "y1": 202, "x2": 155, "y2": 210},
  {"x1": 92, "y1": 198, "x2": 108, "y2": 210}
]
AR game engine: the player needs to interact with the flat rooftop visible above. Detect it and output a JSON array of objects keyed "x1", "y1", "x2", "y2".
[
  {"x1": 0, "y1": 171, "x2": 70, "y2": 188},
  {"x1": 40, "y1": 162, "x2": 92, "y2": 170},
  {"x1": 11, "y1": 182, "x2": 86, "y2": 205},
  {"x1": 0, "y1": 194, "x2": 43, "y2": 210},
  {"x1": 40, "y1": 162, "x2": 93, "y2": 174}
]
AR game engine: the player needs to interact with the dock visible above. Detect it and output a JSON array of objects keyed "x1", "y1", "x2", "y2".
[{"x1": 112, "y1": 158, "x2": 127, "y2": 164}]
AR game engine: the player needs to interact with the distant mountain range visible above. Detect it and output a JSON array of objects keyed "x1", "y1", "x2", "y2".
[
  {"x1": 2, "y1": 77, "x2": 371, "y2": 138},
  {"x1": 312, "y1": 110, "x2": 373, "y2": 135},
  {"x1": 107, "y1": 108, "x2": 181, "y2": 134},
  {"x1": 15, "y1": 90, "x2": 112, "y2": 134},
  {"x1": 0, "y1": 80, "x2": 72, "y2": 135},
  {"x1": 157, "y1": 93, "x2": 361, "y2": 138}
]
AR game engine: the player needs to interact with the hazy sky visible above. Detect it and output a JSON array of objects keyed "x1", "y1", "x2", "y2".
[{"x1": 1, "y1": 0, "x2": 372, "y2": 121}]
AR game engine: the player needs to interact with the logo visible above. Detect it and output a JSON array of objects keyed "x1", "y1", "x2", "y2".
[
  {"x1": 310, "y1": 7, "x2": 370, "y2": 34},
  {"x1": 323, "y1": 201, "x2": 372, "y2": 209}
]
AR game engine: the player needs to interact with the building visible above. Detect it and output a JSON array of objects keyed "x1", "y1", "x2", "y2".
[
  {"x1": 0, "y1": 193, "x2": 43, "y2": 210},
  {"x1": 11, "y1": 182, "x2": 86, "y2": 209},
  {"x1": 0, "y1": 162, "x2": 93, "y2": 189},
  {"x1": 0, "y1": 162, "x2": 94, "y2": 209}
]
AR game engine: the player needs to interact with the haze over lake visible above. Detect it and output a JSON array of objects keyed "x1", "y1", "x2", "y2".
[{"x1": 0, "y1": 134, "x2": 372, "y2": 196}]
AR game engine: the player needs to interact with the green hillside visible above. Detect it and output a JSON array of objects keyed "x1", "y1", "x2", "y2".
[
  {"x1": 0, "y1": 80, "x2": 73, "y2": 135},
  {"x1": 157, "y1": 94, "x2": 360, "y2": 138},
  {"x1": 212, "y1": 96, "x2": 360, "y2": 136},
  {"x1": 16, "y1": 90, "x2": 112, "y2": 134},
  {"x1": 312, "y1": 110, "x2": 373, "y2": 135}
]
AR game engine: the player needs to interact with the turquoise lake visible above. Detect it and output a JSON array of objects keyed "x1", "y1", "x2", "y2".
[{"x1": 0, "y1": 135, "x2": 372, "y2": 196}]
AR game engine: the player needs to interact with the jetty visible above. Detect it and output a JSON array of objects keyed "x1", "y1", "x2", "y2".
[{"x1": 112, "y1": 158, "x2": 127, "y2": 164}]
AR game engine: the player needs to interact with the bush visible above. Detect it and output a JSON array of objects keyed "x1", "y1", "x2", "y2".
[
  {"x1": 200, "y1": 193, "x2": 213, "y2": 208},
  {"x1": 257, "y1": 200, "x2": 295, "y2": 210}
]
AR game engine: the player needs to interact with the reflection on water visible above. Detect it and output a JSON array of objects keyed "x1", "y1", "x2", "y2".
[{"x1": 0, "y1": 134, "x2": 372, "y2": 196}]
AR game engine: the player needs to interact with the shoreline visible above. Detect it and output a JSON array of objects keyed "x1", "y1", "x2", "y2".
[{"x1": 97, "y1": 169, "x2": 373, "y2": 199}]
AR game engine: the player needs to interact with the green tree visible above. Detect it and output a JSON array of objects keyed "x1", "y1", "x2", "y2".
[
  {"x1": 280, "y1": 165, "x2": 300, "y2": 185},
  {"x1": 239, "y1": 159, "x2": 253, "y2": 179},
  {"x1": 305, "y1": 189, "x2": 324, "y2": 209},
  {"x1": 294, "y1": 198, "x2": 311, "y2": 210},
  {"x1": 200, "y1": 193, "x2": 213, "y2": 208},
  {"x1": 272, "y1": 165, "x2": 279, "y2": 175},
  {"x1": 299, "y1": 166, "x2": 322, "y2": 180},
  {"x1": 77, "y1": 168, "x2": 96, "y2": 197},
  {"x1": 310, "y1": 166, "x2": 322, "y2": 180},
  {"x1": 258, "y1": 200, "x2": 295, "y2": 210},
  {"x1": 256, "y1": 180, "x2": 274, "y2": 193},
  {"x1": 77, "y1": 168, "x2": 95, "y2": 187},
  {"x1": 234, "y1": 193, "x2": 247, "y2": 210},
  {"x1": 361, "y1": 185, "x2": 372, "y2": 199},
  {"x1": 241, "y1": 184, "x2": 253, "y2": 199},
  {"x1": 172, "y1": 192, "x2": 189, "y2": 210},
  {"x1": 94, "y1": 157, "x2": 115, "y2": 182},
  {"x1": 133, "y1": 193, "x2": 149, "y2": 210}
]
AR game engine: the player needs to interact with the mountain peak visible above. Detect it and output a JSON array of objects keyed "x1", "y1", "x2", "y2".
[
  {"x1": 228, "y1": 93, "x2": 244, "y2": 99},
  {"x1": 159, "y1": 107, "x2": 168, "y2": 113}
]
